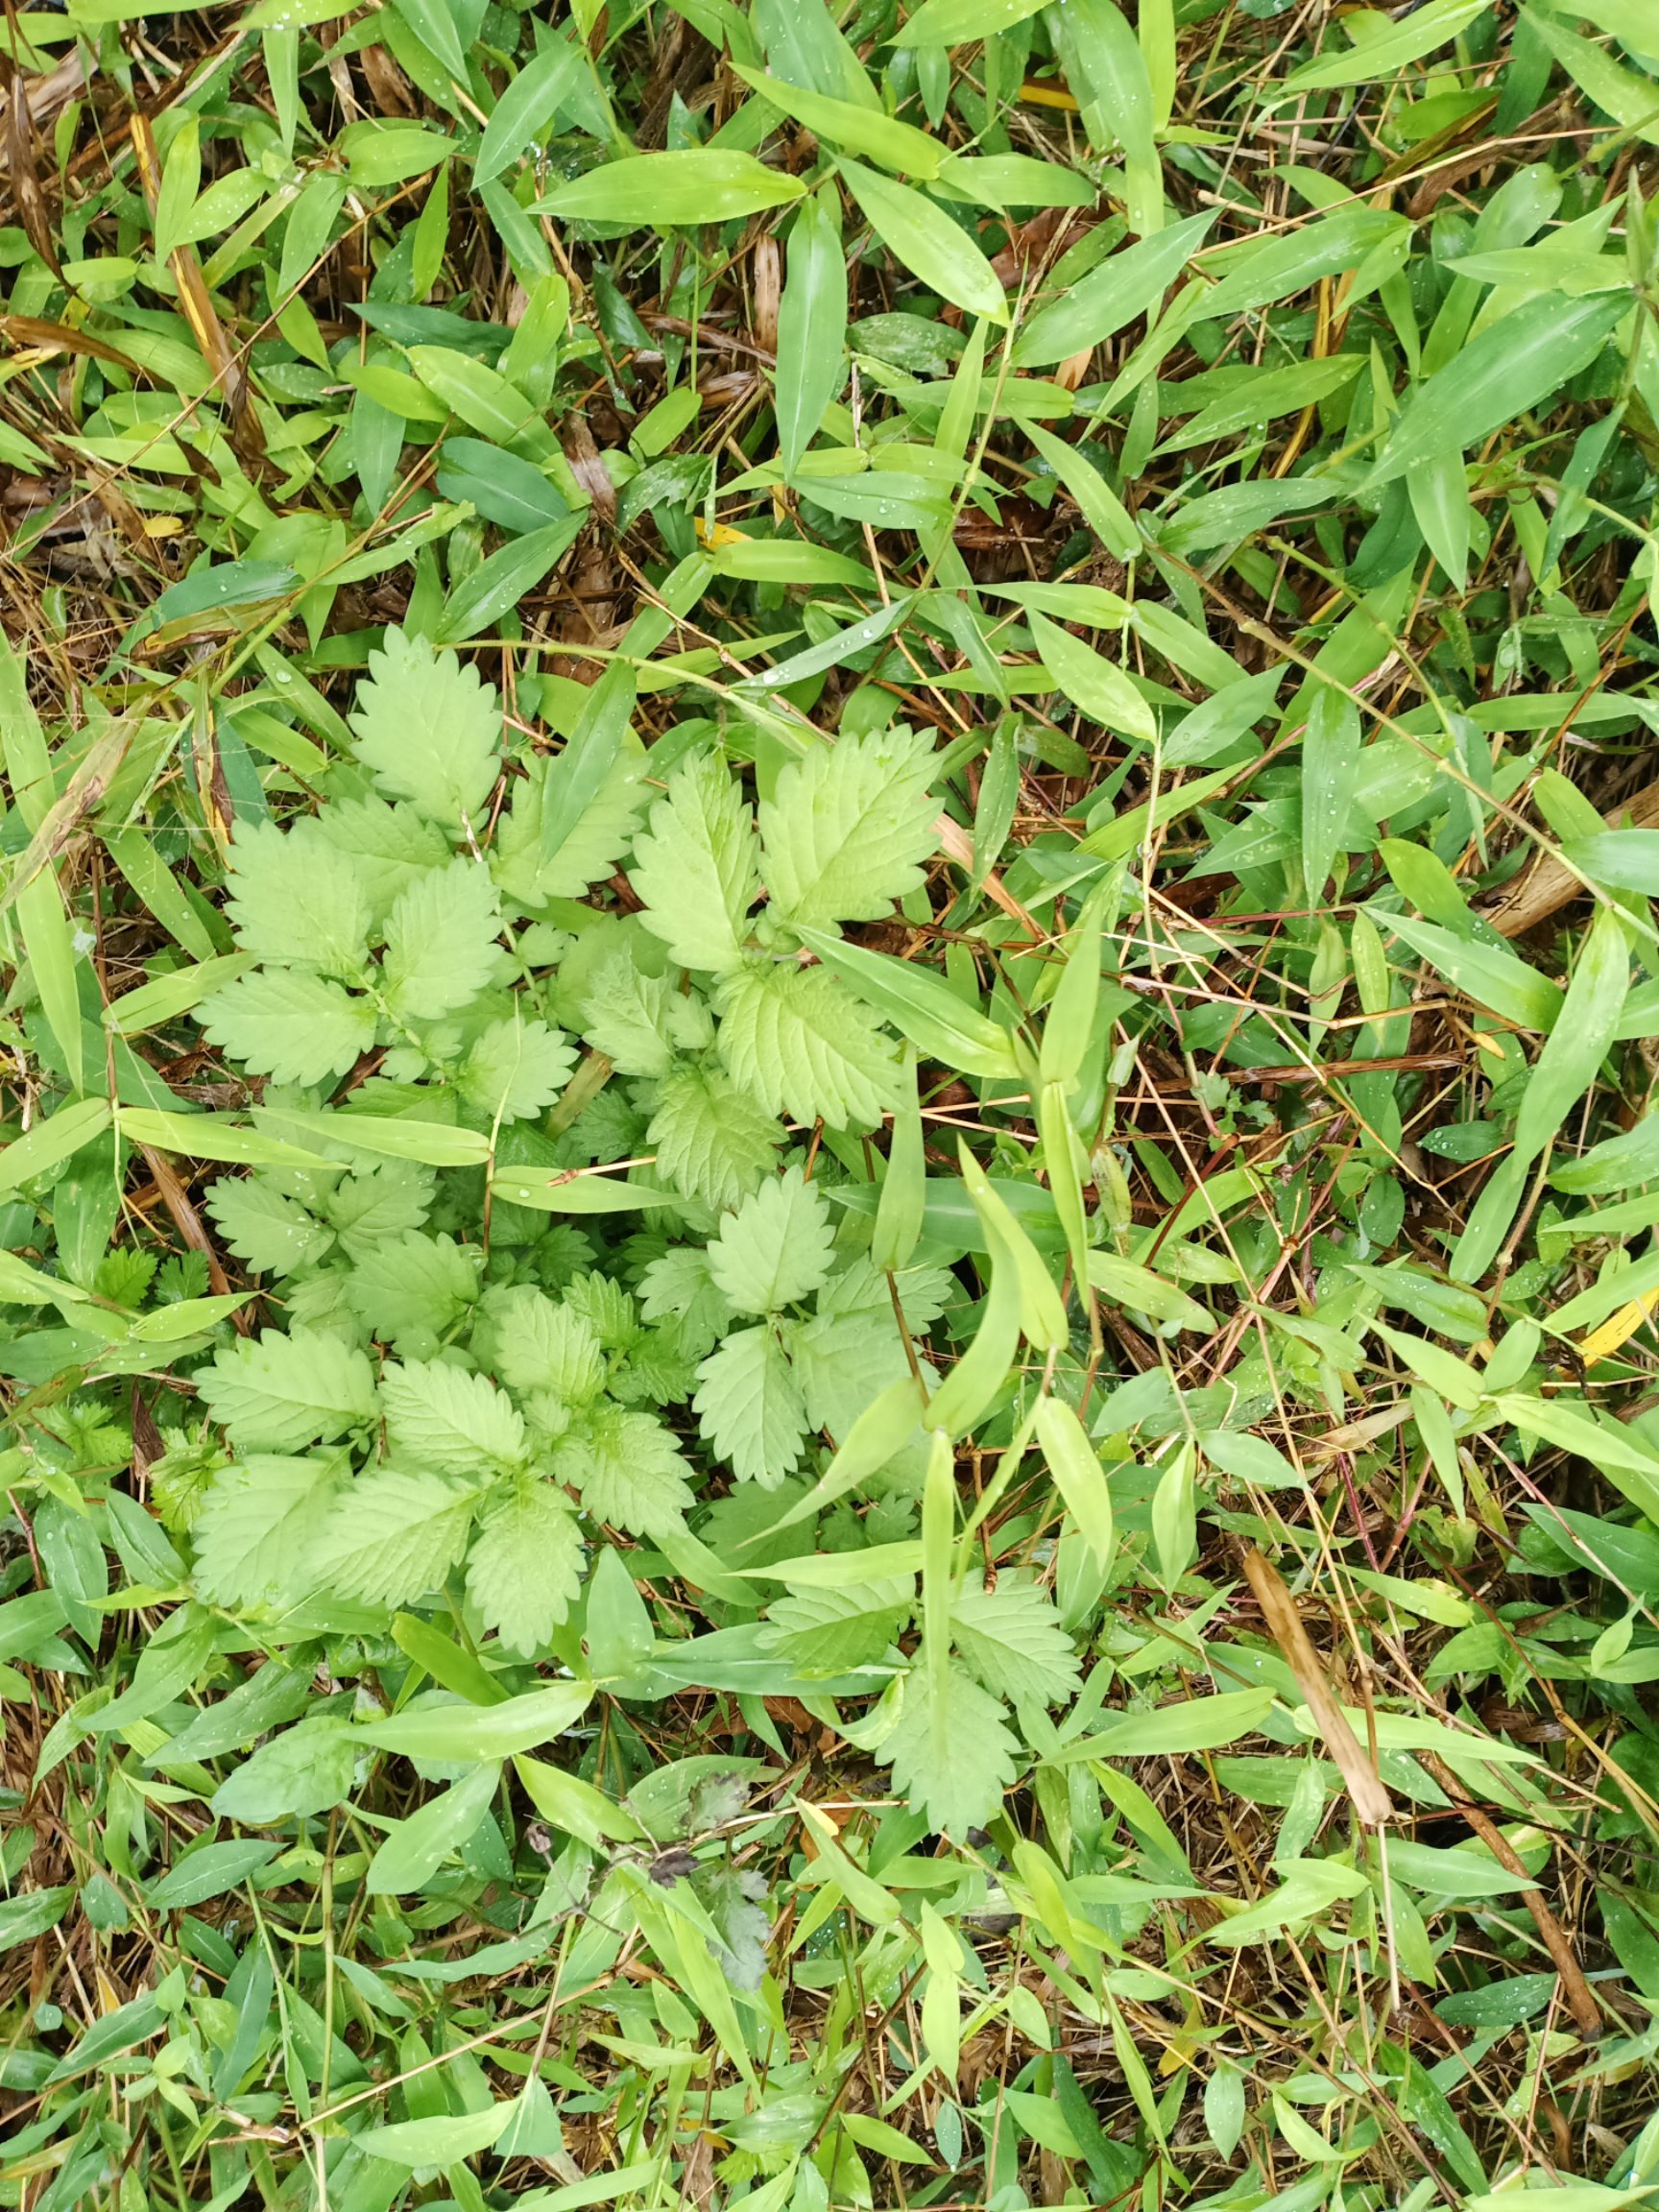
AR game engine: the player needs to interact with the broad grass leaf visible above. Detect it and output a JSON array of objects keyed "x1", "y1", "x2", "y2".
[
  {"x1": 341, "y1": 119, "x2": 453, "y2": 185},
  {"x1": 934, "y1": 153, "x2": 1094, "y2": 209},
  {"x1": 431, "y1": 514, "x2": 584, "y2": 643},
  {"x1": 434, "y1": 438, "x2": 570, "y2": 533},
  {"x1": 365, "y1": 1758, "x2": 503, "y2": 1894},
  {"x1": 1014, "y1": 211, "x2": 1212, "y2": 366},
  {"x1": 1523, "y1": 5, "x2": 1659, "y2": 148},
  {"x1": 1377, "y1": 910, "x2": 1564, "y2": 1031},
  {"x1": 838, "y1": 160, "x2": 1008, "y2": 325},
  {"x1": 1282, "y1": 0, "x2": 1488, "y2": 90},
  {"x1": 734, "y1": 63, "x2": 941, "y2": 176},
  {"x1": 539, "y1": 152, "x2": 806, "y2": 226},
  {"x1": 15, "y1": 872, "x2": 84, "y2": 1096},
  {"x1": 1057, "y1": 1687, "x2": 1275, "y2": 1763},
  {"x1": 1059, "y1": 0, "x2": 1162, "y2": 235},
  {"x1": 474, "y1": 38, "x2": 582, "y2": 182},
  {"x1": 0, "y1": 1888, "x2": 72, "y2": 1951},
  {"x1": 892, "y1": 0, "x2": 1048, "y2": 42},
  {"x1": 146, "y1": 1839, "x2": 282, "y2": 1910},
  {"x1": 793, "y1": 924, "x2": 1022, "y2": 1079},
  {"x1": 351, "y1": 1682, "x2": 591, "y2": 1760},
  {"x1": 1300, "y1": 685, "x2": 1360, "y2": 897},
  {"x1": 357, "y1": 2103, "x2": 515, "y2": 2167},
  {"x1": 0, "y1": 1094, "x2": 110, "y2": 1198},
  {"x1": 1452, "y1": 903, "x2": 1629, "y2": 1282},
  {"x1": 1407, "y1": 446, "x2": 1472, "y2": 588},
  {"x1": 1563, "y1": 830, "x2": 1659, "y2": 894},
  {"x1": 1201, "y1": 204, "x2": 1405, "y2": 319},
  {"x1": 1030, "y1": 611, "x2": 1158, "y2": 744},
  {"x1": 406, "y1": 345, "x2": 546, "y2": 448},
  {"x1": 257, "y1": 1107, "x2": 492, "y2": 1168},
  {"x1": 1366, "y1": 293, "x2": 1627, "y2": 487},
  {"x1": 737, "y1": 592, "x2": 917, "y2": 692},
  {"x1": 210, "y1": 1720, "x2": 357, "y2": 1823},
  {"x1": 1024, "y1": 421, "x2": 1140, "y2": 560}
]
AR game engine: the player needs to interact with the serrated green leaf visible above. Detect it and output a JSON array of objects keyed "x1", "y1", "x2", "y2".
[
  {"x1": 629, "y1": 754, "x2": 758, "y2": 974},
  {"x1": 349, "y1": 626, "x2": 501, "y2": 830},
  {"x1": 197, "y1": 1329, "x2": 379, "y2": 1454},
  {"x1": 465, "y1": 1481, "x2": 584, "y2": 1656},
  {"x1": 553, "y1": 1405, "x2": 693, "y2": 1537},
  {"x1": 708, "y1": 1166, "x2": 834, "y2": 1313},
  {"x1": 311, "y1": 1466, "x2": 478, "y2": 1605},
  {"x1": 381, "y1": 858, "x2": 502, "y2": 1021},
  {"x1": 878, "y1": 1659, "x2": 1018, "y2": 1834},
  {"x1": 201, "y1": 968, "x2": 377, "y2": 1087},
  {"x1": 716, "y1": 958, "x2": 900, "y2": 1129},
  {"x1": 760, "y1": 726, "x2": 938, "y2": 927},
  {"x1": 380, "y1": 1358, "x2": 526, "y2": 1475},
  {"x1": 694, "y1": 1324, "x2": 810, "y2": 1486}
]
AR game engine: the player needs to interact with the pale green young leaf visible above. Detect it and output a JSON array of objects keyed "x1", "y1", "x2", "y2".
[
  {"x1": 201, "y1": 968, "x2": 376, "y2": 1087},
  {"x1": 578, "y1": 960, "x2": 673, "y2": 1077},
  {"x1": 694, "y1": 1324, "x2": 810, "y2": 1487},
  {"x1": 493, "y1": 750, "x2": 649, "y2": 908},
  {"x1": 310, "y1": 1466, "x2": 477, "y2": 1606},
  {"x1": 347, "y1": 1230, "x2": 480, "y2": 1353},
  {"x1": 759, "y1": 725, "x2": 938, "y2": 927},
  {"x1": 222, "y1": 820, "x2": 372, "y2": 977},
  {"x1": 759, "y1": 1574, "x2": 914, "y2": 1675},
  {"x1": 459, "y1": 1015, "x2": 574, "y2": 1120},
  {"x1": 380, "y1": 1358, "x2": 527, "y2": 1475},
  {"x1": 325, "y1": 1159, "x2": 439, "y2": 1254},
  {"x1": 878, "y1": 1659, "x2": 1018, "y2": 1835},
  {"x1": 554, "y1": 1405, "x2": 693, "y2": 1536},
  {"x1": 349, "y1": 626, "x2": 501, "y2": 830},
  {"x1": 648, "y1": 1065, "x2": 782, "y2": 1212},
  {"x1": 465, "y1": 1479, "x2": 584, "y2": 1656},
  {"x1": 629, "y1": 754, "x2": 758, "y2": 974},
  {"x1": 312, "y1": 795, "x2": 449, "y2": 927},
  {"x1": 708, "y1": 1166, "x2": 835, "y2": 1314},
  {"x1": 193, "y1": 1455, "x2": 337, "y2": 1609},
  {"x1": 197, "y1": 1327, "x2": 378, "y2": 1454},
  {"x1": 950, "y1": 1578, "x2": 1082, "y2": 1709},
  {"x1": 487, "y1": 1286, "x2": 607, "y2": 1403},
  {"x1": 381, "y1": 859, "x2": 502, "y2": 1021},
  {"x1": 205, "y1": 1177, "x2": 335, "y2": 1278},
  {"x1": 715, "y1": 960, "x2": 899, "y2": 1129},
  {"x1": 637, "y1": 1248, "x2": 733, "y2": 1363}
]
